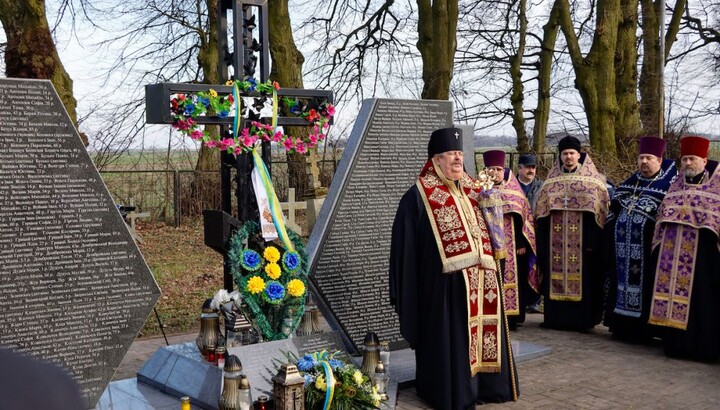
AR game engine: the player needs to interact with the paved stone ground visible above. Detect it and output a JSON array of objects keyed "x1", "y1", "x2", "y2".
[{"x1": 118, "y1": 314, "x2": 720, "y2": 409}]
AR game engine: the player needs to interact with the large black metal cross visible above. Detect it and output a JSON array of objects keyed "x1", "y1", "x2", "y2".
[{"x1": 145, "y1": 0, "x2": 333, "y2": 291}]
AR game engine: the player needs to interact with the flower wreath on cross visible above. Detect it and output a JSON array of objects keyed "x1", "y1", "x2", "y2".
[
  {"x1": 170, "y1": 78, "x2": 335, "y2": 155},
  {"x1": 169, "y1": 79, "x2": 332, "y2": 340}
]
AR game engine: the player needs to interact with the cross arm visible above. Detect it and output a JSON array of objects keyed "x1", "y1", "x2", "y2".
[{"x1": 145, "y1": 82, "x2": 333, "y2": 126}]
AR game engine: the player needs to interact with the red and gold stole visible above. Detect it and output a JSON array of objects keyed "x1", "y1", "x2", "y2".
[
  {"x1": 416, "y1": 159, "x2": 504, "y2": 374},
  {"x1": 535, "y1": 154, "x2": 609, "y2": 301}
]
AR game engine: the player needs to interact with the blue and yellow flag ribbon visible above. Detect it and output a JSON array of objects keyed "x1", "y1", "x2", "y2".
[
  {"x1": 232, "y1": 81, "x2": 241, "y2": 138},
  {"x1": 251, "y1": 147, "x2": 294, "y2": 252},
  {"x1": 311, "y1": 351, "x2": 336, "y2": 410}
]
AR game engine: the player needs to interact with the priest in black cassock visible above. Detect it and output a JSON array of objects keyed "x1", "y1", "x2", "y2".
[
  {"x1": 649, "y1": 136, "x2": 720, "y2": 361},
  {"x1": 389, "y1": 127, "x2": 519, "y2": 410},
  {"x1": 604, "y1": 137, "x2": 677, "y2": 342},
  {"x1": 535, "y1": 136, "x2": 609, "y2": 332}
]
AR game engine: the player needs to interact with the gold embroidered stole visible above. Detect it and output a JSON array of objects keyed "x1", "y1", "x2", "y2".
[
  {"x1": 416, "y1": 159, "x2": 502, "y2": 373},
  {"x1": 549, "y1": 211, "x2": 583, "y2": 301}
]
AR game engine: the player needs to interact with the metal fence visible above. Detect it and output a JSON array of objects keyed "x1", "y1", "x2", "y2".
[
  {"x1": 99, "y1": 159, "x2": 339, "y2": 227},
  {"x1": 100, "y1": 152, "x2": 555, "y2": 227}
]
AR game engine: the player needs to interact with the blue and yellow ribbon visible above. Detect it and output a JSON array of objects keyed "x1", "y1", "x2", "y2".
[
  {"x1": 251, "y1": 147, "x2": 294, "y2": 252},
  {"x1": 232, "y1": 81, "x2": 241, "y2": 138},
  {"x1": 272, "y1": 88, "x2": 279, "y2": 133},
  {"x1": 311, "y1": 351, "x2": 336, "y2": 410}
]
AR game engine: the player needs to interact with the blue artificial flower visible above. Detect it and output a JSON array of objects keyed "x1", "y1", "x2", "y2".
[
  {"x1": 241, "y1": 249, "x2": 262, "y2": 271},
  {"x1": 329, "y1": 359, "x2": 343, "y2": 370},
  {"x1": 297, "y1": 358, "x2": 314, "y2": 372},
  {"x1": 183, "y1": 103, "x2": 196, "y2": 116},
  {"x1": 265, "y1": 281, "x2": 285, "y2": 301},
  {"x1": 248, "y1": 78, "x2": 257, "y2": 91},
  {"x1": 303, "y1": 373, "x2": 316, "y2": 387},
  {"x1": 200, "y1": 97, "x2": 210, "y2": 107},
  {"x1": 218, "y1": 111, "x2": 229, "y2": 118},
  {"x1": 282, "y1": 251, "x2": 301, "y2": 273}
]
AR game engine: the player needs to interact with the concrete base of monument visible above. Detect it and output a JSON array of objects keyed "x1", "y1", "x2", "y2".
[{"x1": 386, "y1": 340, "x2": 552, "y2": 401}]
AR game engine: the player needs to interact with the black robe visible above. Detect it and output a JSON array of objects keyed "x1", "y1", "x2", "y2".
[
  {"x1": 536, "y1": 212, "x2": 605, "y2": 331},
  {"x1": 389, "y1": 186, "x2": 518, "y2": 410}
]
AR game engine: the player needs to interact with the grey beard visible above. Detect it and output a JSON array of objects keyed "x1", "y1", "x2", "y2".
[{"x1": 684, "y1": 168, "x2": 702, "y2": 178}]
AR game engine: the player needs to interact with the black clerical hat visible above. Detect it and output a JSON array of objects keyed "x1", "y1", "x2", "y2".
[{"x1": 428, "y1": 127, "x2": 463, "y2": 158}]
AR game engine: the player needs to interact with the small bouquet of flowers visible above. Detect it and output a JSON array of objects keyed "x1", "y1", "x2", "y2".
[
  {"x1": 228, "y1": 220, "x2": 309, "y2": 341},
  {"x1": 477, "y1": 168, "x2": 506, "y2": 260},
  {"x1": 291, "y1": 350, "x2": 380, "y2": 410}
]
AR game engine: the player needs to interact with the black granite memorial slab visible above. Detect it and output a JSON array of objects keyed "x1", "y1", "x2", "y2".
[
  {"x1": 306, "y1": 99, "x2": 462, "y2": 353},
  {"x1": 0, "y1": 78, "x2": 161, "y2": 407}
]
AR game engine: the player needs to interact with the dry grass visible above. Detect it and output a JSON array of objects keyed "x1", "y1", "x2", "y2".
[{"x1": 136, "y1": 218, "x2": 224, "y2": 337}]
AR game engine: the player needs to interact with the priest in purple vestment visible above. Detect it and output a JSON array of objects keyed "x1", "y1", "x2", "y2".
[
  {"x1": 603, "y1": 137, "x2": 678, "y2": 343},
  {"x1": 649, "y1": 135, "x2": 720, "y2": 361},
  {"x1": 484, "y1": 150, "x2": 539, "y2": 330},
  {"x1": 535, "y1": 136, "x2": 610, "y2": 332}
]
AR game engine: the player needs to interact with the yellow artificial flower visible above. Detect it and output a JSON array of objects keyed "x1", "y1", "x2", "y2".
[
  {"x1": 209, "y1": 88, "x2": 218, "y2": 97},
  {"x1": 353, "y1": 370, "x2": 363, "y2": 385},
  {"x1": 287, "y1": 279, "x2": 306, "y2": 297},
  {"x1": 315, "y1": 375, "x2": 327, "y2": 391},
  {"x1": 225, "y1": 80, "x2": 234, "y2": 86},
  {"x1": 246, "y1": 276, "x2": 265, "y2": 294},
  {"x1": 265, "y1": 262, "x2": 282, "y2": 280},
  {"x1": 263, "y1": 246, "x2": 281, "y2": 263},
  {"x1": 371, "y1": 386, "x2": 381, "y2": 406}
]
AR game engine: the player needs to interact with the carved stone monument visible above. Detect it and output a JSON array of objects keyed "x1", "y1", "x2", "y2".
[
  {"x1": 306, "y1": 98, "x2": 456, "y2": 352},
  {"x1": 0, "y1": 78, "x2": 161, "y2": 407}
]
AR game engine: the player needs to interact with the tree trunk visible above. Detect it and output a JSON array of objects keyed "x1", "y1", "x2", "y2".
[
  {"x1": 268, "y1": 0, "x2": 311, "y2": 197},
  {"x1": 533, "y1": 3, "x2": 561, "y2": 154},
  {"x1": 638, "y1": 0, "x2": 686, "y2": 136},
  {"x1": 511, "y1": 0, "x2": 529, "y2": 153},
  {"x1": 0, "y1": 0, "x2": 84, "y2": 144},
  {"x1": 557, "y1": 0, "x2": 619, "y2": 157},
  {"x1": 614, "y1": 0, "x2": 641, "y2": 153},
  {"x1": 417, "y1": 0, "x2": 458, "y2": 100},
  {"x1": 196, "y1": 0, "x2": 221, "y2": 172}
]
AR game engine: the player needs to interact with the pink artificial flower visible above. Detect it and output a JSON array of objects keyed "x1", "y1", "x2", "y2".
[
  {"x1": 243, "y1": 133, "x2": 254, "y2": 148},
  {"x1": 187, "y1": 118, "x2": 197, "y2": 127},
  {"x1": 205, "y1": 140, "x2": 217, "y2": 148},
  {"x1": 309, "y1": 134, "x2": 319, "y2": 145},
  {"x1": 174, "y1": 119, "x2": 189, "y2": 130},
  {"x1": 234, "y1": 146, "x2": 243, "y2": 156},
  {"x1": 313, "y1": 125, "x2": 320, "y2": 134},
  {"x1": 282, "y1": 137, "x2": 294, "y2": 151},
  {"x1": 323, "y1": 121, "x2": 330, "y2": 130},
  {"x1": 240, "y1": 127, "x2": 250, "y2": 140},
  {"x1": 219, "y1": 137, "x2": 234, "y2": 151},
  {"x1": 272, "y1": 131, "x2": 283, "y2": 142},
  {"x1": 190, "y1": 130, "x2": 204, "y2": 140},
  {"x1": 295, "y1": 139, "x2": 307, "y2": 154},
  {"x1": 326, "y1": 104, "x2": 335, "y2": 116}
]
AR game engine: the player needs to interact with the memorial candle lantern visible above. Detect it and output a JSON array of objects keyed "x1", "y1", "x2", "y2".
[
  {"x1": 271, "y1": 363, "x2": 305, "y2": 410},
  {"x1": 372, "y1": 363, "x2": 389, "y2": 401},
  {"x1": 218, "y1": 355, "x2": 244, "y2": 410},
  {"x1": 360, "y1": 331, "x2": 380, "y2": 376},
  {"x1": 238, "y1": 376, "x2": 253, "y2": 410},
  {"x1": 197, "y1": 298, "x2": 225, "y2": 357}
]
